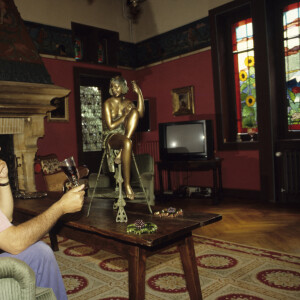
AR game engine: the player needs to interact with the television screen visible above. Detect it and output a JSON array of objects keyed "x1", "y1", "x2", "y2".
[
  {"x1": 166, "y1": 123, "x2": 206, "y2": 153},
  {"x1": 159, "y1": 120, "x2": 214, "y2": 161}
]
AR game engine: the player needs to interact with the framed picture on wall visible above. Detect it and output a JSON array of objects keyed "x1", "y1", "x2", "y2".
[
  {"x1": 171, "y1": 86, "x2": 195, "y2": 116},
  {"x1": 47, "y1": 96, "x2": 69, "y2": 122}
]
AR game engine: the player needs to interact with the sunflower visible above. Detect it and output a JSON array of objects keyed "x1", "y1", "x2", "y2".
[
  {"x1": 246, "y1": 95, "x2": 256, "y2": 107},
  {"x1": 239, "y1": 70, "x2": 247, "y2": 81},
  {"x1": 245, "y1": 56, "x2": 255, "y2": 67}
]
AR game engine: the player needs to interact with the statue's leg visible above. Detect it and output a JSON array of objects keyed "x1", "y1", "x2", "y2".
[
  {"x1": 114, "y1": 109, "x2": 139, "y2": 165},
  {"x1": 108, "y1": 134, "x2": 135, "y2": 200},
  {"x1": 124, "y1": 108, "x2": 139, "y2": 138},
  {"x1": 122, "y1": 138, "x2": 134, "y2": 200}
]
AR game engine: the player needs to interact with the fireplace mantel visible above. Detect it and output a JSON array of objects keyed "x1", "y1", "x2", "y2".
[{"x1": 0, "y1": 80, "x2": 70, "y2": 192}]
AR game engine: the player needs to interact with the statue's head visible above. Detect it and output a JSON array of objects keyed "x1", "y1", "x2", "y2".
[{"x1": 109, "y1": 76, "x2": 129, "y2": 96}]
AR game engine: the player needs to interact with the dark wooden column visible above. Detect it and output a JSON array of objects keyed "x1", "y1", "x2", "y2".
[{"x1": 251, "y1": 0, "x2": 277, "y2": 203}]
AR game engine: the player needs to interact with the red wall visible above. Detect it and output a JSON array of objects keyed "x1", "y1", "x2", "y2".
[
  {"x1": 35, "y1": 58, "x2": 135, "y2": 189},
  {"x1": 35, "y1": 50, "x2": 260, "y2": 192},
  {"x1": 135, "y1": 50, "x2": 260, "y2": 191}
]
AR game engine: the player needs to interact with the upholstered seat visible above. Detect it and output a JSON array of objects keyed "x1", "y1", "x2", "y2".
[
  {"x1": 130, "y1": 153, "x2": 155, "y2": 205},
  {"x1": 88, "y1": 153, "x2": 155, "y2": 205},
  {"x1": 35, "y1": 154, "x2": 89, "y2": 192},
  {"x1": 0, "y1": 257, "x2": 57, "y2": 300}
]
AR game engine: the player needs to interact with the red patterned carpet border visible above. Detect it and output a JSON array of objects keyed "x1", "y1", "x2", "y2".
[{"x1": 42, "y1": 234, "x2": 300, "y2": 300}]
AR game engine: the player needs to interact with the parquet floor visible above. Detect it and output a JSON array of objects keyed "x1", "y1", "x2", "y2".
[{"x1": 156, "y1": 196, "x2": 300, "y2": 255}]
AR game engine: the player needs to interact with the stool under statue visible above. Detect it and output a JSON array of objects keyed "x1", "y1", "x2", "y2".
[{"x1": 87, "y1": 76, "x2": 152, "y2": 221}]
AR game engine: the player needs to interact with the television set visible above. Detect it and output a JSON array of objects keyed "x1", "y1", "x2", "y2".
[{"x1": 159, "y1": 120, "x2": 214, "y2": 161}]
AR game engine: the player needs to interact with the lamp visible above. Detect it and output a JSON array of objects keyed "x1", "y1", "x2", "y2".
[{"x1": 127, "y1": 0, "x2": 146, "y2": 23}]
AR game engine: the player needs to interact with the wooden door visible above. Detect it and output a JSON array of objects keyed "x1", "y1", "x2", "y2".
[{"x1": 73, "y1": 68, "x2": 119, "y2": 173}]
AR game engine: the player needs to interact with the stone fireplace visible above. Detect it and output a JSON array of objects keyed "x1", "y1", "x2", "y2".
[{"x1": 0, "y1": 80, "x2": 69, "y2": 192}]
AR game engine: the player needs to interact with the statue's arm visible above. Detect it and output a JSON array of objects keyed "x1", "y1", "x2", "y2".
[{"x1": 132, "y1": 81, "x2": 144, "y2": 118}]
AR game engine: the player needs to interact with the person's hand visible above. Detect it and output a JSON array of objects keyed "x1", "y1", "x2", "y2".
[
  {"x1": 0, "y1": 160, "x2": 9, "y2": 183},
  {"x1": 58, "y1": 184, "x2": 85, "y2": 214},
  {"x1": 123, "y1": 102, "x2": 134, "y2": 116},
  {"x1": 131, "y1": 80, "x2": 140, "y2": 94}
]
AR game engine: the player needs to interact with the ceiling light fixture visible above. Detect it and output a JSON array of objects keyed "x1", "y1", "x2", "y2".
[{"x1": 126, "y1": 0, "x2": 146, "y2": 23}]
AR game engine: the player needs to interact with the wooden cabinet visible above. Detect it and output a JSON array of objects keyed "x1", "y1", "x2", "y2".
[{"x1": 71, "y1": 22, "x2": 119, "y2": 66}]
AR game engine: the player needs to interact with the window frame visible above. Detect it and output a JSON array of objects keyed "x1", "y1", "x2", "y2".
[
  {"x1": 209, "y1": 0, "x2": 258, "y2": 150},
  {"x1": 273, "y1": 0, "x2": 300, "y2": 140}
]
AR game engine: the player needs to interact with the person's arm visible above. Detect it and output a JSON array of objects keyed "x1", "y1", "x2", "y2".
[
  {"x1": 132, "y1": 80, "x2": 144, "y2": 118},
  {"x1": 0, "y1": 184, "x2": 85, "y2": 255},
  {"x1": 0, "y1": 160, "x2": 13, "y2": 221}
]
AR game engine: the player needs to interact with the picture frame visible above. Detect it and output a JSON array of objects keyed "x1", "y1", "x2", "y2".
[
  {"x1": 171, "y1": 86, "x2": 195, "y2": 116},
  {"x1": 47, "y1": 96, "x2": 69, "y2": 122}
]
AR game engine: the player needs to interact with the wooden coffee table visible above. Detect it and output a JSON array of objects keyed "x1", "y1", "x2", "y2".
[{"x1": 13, "y1": 194, "x2": 222, "y2": 300}]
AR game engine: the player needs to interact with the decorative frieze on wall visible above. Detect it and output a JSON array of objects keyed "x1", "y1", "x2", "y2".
[
  {"x1": 24, "y1": 17, "x2": 210, "y2": 69},
  {"x1": 25, "y1": 21, "x2": 75, "y2": 58},
  {"x1": 135, "y1": 17, "x2": 210, "y2": 67}
]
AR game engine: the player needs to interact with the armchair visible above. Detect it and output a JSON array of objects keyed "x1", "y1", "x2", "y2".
[
  {"x1": 0, "y1": 257, "x2": 56, "y2": 300},
  {"x1": 35, "y1": 154, "x2": 89, "y2": 192},
  {"x1": 130, "y1": 153, "x2": 155, "y2": 205},
  {"x1": 88, "y1": 153, "x2": 155, "y2": 205}
]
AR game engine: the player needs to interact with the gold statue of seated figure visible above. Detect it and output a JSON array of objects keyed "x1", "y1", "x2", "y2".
[{"x1": 103, "y1": 75, "x2": 144, "y2": 200}]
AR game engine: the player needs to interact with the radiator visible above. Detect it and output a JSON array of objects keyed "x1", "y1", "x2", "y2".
[{"x1": 282, "y1": 150, "x2": 300, "y2": 195}]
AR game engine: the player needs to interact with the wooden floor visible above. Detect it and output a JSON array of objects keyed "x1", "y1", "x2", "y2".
[{"x1": 155, "y1": 196, "x2": 300, "y2": 255}]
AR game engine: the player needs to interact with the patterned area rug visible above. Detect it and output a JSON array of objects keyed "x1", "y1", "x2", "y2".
[{"x1": 43, "y1": 234, "x2": 300, "y2": 300}]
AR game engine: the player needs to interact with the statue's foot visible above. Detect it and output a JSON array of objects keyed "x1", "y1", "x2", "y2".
[
  {"x1": 125, "y1": 185, "x2": 135, "y2": 200},
  {"x1": 114, "y1": 151, "x2": 122, "y2": 164}
]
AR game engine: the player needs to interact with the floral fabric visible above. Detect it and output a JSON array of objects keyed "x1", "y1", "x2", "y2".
[{"x1": 40, "y1": 158, "x2": 61, "y2": 175}]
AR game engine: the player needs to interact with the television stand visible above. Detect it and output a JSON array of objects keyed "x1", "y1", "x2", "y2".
[{"x1": 157, "y1": 158, "x2": 223, "y2": 203}]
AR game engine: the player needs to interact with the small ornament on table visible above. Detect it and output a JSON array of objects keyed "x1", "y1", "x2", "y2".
[
  {"x1": 154, "y1": 207, "x2": 183, "y2": 218},
  {"x1": 126, "y1": 219, "x2": 158, "y2": 235}
]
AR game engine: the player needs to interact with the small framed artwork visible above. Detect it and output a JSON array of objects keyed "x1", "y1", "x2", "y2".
[
  {"x1": 171, "y1": 86, "x2": 195, "y2": 116},
  {"x1": 47, "y1": 96, "x2": 69, "y2": 122}
]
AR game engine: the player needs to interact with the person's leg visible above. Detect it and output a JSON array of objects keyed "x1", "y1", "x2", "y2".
[{"x1": 0, "y1": 241, "x2": 67, "y2": 300}]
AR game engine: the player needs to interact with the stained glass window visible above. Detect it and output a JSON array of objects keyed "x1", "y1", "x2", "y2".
[
  {"x1": 232, "y1": 19, "x2": 257, "y2": 137},
  {"x1": 80, "y1": 86, "x2": 103, "y2": 152},
  {"x1": 284, "y1": 2, "x2": 300, "y2": 131}
]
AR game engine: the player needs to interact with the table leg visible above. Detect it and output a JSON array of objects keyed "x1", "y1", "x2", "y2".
[
  {"x1": 212, "y1": 167, "x2": 218, "y2": 204},
  {"x1": 178, "y1": 234, "x2": 202, "y2": 300},
  {"x1": 128, "y1": 246, "x2": 147, "y2": 300},
  {"x1": 218, "y1": 164, "x2": 223, "y2": 202},
  {"x1": 158, "y1": 164, "x2": 164, "y2": 195},
  {"x1": 49, "y1": 231, "x2": 59, "y2": 251}
]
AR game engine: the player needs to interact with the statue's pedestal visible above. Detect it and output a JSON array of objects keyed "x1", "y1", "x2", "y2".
[{"x1": 113, "y1": 165, "x2": 128, "y2": 223}]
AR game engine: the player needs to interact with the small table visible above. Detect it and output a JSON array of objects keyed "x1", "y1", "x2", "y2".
[
  {"x1": 157, "y1": 158, "x2": 223, "y2": 203},
  {"x1": 13, "y1": 195, "x2": 222, "y2": 300}
]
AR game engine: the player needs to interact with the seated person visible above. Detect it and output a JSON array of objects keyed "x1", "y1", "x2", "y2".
[
  {"x1": 103, "y1": 76, "x2": 144, "y2": 200},
  {"x1": 0, "y1": 159, "x2": 85, "y2": 300}
]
